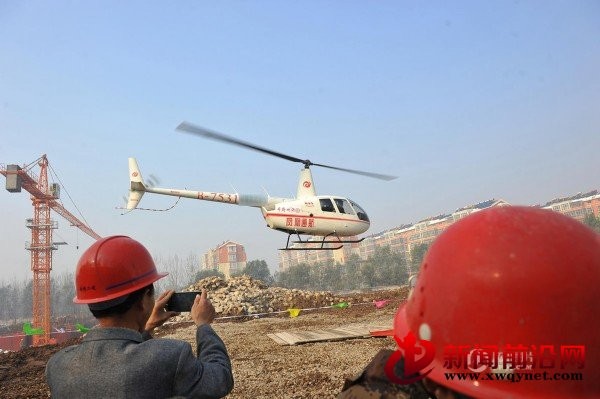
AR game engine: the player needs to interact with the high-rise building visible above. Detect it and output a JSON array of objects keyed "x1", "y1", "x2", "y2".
[{"x1": 202, "y1": 240, "x2": 247, "y2": 279}]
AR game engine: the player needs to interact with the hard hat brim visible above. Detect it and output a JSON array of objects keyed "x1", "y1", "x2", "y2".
[{"x1": 73, "y1": 271, "x2": 168, "y2": 304}]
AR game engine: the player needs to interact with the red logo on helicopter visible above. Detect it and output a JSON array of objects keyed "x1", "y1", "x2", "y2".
[
  {"x1": 132, "y1": 172, "x2": 139, "y2": 177},
  {"x1": 303, "y1": 181, "x2": 311, "y2": 188}
]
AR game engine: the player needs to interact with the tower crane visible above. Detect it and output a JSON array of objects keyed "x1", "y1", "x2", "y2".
[{"x1": 1, "y1": 155, "x2": 101, "y2": 346}]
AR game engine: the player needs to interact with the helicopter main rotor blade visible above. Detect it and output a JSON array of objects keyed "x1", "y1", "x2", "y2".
[
  {"x1": 177, "y1": 122, "x2": 305, "y2": 164},
  {"x1": 176, "y1": 121, "x2": 398, "y2": 181},
  {"x1": 311, "y1": 162, "x2": 397, "y2": 181}
]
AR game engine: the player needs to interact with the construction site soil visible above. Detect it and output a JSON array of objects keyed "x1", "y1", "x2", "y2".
[{"x1": 0, "y1": 287, "x2": 408, "y2": 399}]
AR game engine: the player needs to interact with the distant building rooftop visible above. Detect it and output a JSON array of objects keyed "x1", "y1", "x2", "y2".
[
  {"x1": 540, "y1": 190, "x2": 599, "y2": 207},
  {"x1": 455, "y1": 198, "x2": 500, "y2": 213},
  {"x1": 416, "y1": 214, "x2": 450, "y2": 224}
]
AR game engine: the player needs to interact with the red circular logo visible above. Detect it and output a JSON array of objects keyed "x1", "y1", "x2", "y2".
[
  {"x1": 132, "y1": 172, "x2": 139, "y2": 177},
  {"x1": 303, "y1": 181, "x2": 311, "y2": 188}
]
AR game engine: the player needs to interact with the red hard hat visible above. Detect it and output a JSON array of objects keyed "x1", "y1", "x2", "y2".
[
  {"x1": 394, "y1": 206, "x2": 600, "y2": 398},
  {"x1": 73, "y1": 236, "x2": 167, "y2": 304}
]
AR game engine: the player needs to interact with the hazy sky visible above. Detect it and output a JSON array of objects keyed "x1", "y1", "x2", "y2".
[{"x1": 1, "y1": 1, "x2": 599, "y2": 282}]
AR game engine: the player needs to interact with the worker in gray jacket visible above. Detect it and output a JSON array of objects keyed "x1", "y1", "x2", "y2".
[{"x1": 46, "y1": 235, "x2": 234, "y2": 399}]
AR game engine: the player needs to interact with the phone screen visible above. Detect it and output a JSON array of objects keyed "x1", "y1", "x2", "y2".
[{"x1": 166, "y1": 292, "x2": 200, "y2": 312}]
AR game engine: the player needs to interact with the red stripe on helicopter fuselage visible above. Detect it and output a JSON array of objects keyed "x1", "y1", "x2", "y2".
[{"x1": 264, "y1": 212, "x2": 369, "y2": 224}]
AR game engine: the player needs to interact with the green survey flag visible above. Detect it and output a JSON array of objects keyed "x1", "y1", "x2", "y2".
[
  {"x1": 23, "y1": 322, "x2": 44, "y2": 335},
  {"x1": 332, "y1": 302, "x2": 349, "y2": 309}
]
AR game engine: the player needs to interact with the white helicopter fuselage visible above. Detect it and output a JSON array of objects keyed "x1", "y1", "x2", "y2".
[
  {"x1": 263, "y1": 196, "x2": 370, "y2": 236},
  {"x1": 127, "y1": 158, "x2": 371, "y2": 239}
]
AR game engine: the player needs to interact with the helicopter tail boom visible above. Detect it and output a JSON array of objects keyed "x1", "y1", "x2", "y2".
[{"x1": 127, "y1": 158, "x2": 277, "y2": 209}]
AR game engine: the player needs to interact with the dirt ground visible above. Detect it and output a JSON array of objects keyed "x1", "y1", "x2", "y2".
[{"x1": 0, "y1": 288, "x2": 408, "y2": 399}]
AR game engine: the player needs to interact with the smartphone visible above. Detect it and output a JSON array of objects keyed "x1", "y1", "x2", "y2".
[{"x1": 166, "y1": 291, "x2": 200, "y2": 312}]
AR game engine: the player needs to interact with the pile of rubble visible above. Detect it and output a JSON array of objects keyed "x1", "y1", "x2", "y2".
[{"x1": 181, "y1": 276, "x2": 341, "y2": 317}]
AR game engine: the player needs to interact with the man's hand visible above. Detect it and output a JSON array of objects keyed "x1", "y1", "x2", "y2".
[
  {"x1": 191, "y1": 290, "x2": 215, "y2": 326},
  {"x1": 145, "y1": 289, "x2": 180, "y2": 331}
]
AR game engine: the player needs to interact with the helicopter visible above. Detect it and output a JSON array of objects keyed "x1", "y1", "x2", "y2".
[{"x1": 126, "y1": 122, "x2": 397, "y2": 250}]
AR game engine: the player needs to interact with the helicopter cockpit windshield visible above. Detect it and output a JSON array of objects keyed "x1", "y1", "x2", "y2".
[
  {"x1": 348, "y1": 199, "x2": 369, "y2": 222},
  {"x1": 321, "y1": 197, "x2": 369, "y2": 222}
]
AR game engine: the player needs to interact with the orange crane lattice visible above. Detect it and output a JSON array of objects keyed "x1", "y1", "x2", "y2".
[{"x1": 1, "y1": 155, "x2": 101, "y2": 346}]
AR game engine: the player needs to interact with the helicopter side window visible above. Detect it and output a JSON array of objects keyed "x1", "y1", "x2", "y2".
[
  {"x1": 320, "y1": 198, "x2": 336, "y2": 213},
  {"x1": 334, "y1": 198, "x2": 355, "y2": 215}
]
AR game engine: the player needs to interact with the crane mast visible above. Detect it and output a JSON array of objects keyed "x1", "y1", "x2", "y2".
[{"x1": 1, "y1": 155, "x2": 101, "y2": 346}]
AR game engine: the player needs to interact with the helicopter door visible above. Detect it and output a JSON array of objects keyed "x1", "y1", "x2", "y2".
[
  {"x1": 319, "y1": 198, "x2": 336, "y2": 213},
  {"x1": 333, "y1": 198, "x2": 355, "y2": 215}
]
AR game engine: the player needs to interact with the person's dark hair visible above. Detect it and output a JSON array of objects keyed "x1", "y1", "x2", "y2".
[{"x1": 89, "y1": 284, "x2": 154, "y2": 318}]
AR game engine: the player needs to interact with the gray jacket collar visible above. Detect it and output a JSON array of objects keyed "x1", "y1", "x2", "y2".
[{"x1": 83, "y1": 327, "x2": 144, "y2": 343}]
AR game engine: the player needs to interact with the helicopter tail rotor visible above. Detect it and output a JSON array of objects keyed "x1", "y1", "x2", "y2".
[{"x1": 127, "y1": 157, "x2": 146, "y2": 210}]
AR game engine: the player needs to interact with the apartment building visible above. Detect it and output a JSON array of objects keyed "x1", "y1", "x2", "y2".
[
  {"x1": 539, "y1": 190, "x2": 600, "y2": 221},
  {"x1": 202, "y1": 240, "x2": 247, "y2": 279},
  {"x1": 278, "y1": 189, "x2": 600, "y2": 271},
  {"x1": 278, "y1": 198, "x2": 510, "y2": 271},
  {"x1": 278, "y1": 237, "x2": 359, "y2": 271}
]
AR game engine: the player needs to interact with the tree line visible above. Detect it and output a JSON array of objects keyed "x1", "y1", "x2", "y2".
[
  {"x1": 584, "y1": 213, "x2": 600, "y2": 233},
  {"x1": 191, "y1": 244, "x2": 428, "y2": 292},
  {"x1": 0, "y1": 273, "x2": 89, "y2": 330},
  {"x1": 0, "y1": 253, "x2": 201, "y2": 328},
  {"x1": 275, "y1": 244, "x2": 427, "y2": 291},
  {"x1": 0, "y1": 244, "x2": 428, "y2": 328},
  {"x1": 3, "y1": 212, "x2": 597, "y2": 327}
]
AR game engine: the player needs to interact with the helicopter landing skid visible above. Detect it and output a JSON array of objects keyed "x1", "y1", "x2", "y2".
[{"x1": 279, "y1": 232, "x2": 365, "y2": 251}]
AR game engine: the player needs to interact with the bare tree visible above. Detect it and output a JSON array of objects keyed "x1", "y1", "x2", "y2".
[
  {"x1": 184, "y1": 252, "x2": 200, "y2": 286},
  {"x1": 153, "y1": 253, "x2": 200, "y2": 291}
]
